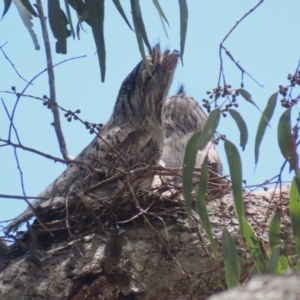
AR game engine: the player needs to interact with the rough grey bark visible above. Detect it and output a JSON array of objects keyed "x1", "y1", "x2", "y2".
[
  {"x1": 6, "y1": 45, "x2": 180, "y2": 233},
  {"x1": 0, "y1": 186, "x2": 294, "y2": 299}
]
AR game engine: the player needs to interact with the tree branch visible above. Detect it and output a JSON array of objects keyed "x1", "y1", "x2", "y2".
[{"x1": 35, "y1": 0, "x2": 71, "y2": 161}]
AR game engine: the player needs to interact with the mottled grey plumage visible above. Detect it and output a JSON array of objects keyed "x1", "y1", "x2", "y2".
[
  {"x1": 7, "y1": 45, "x2": 179, "y2": 233},
  {"x1": 161, "y1": 87, "x2": 222, "y2": 174}
]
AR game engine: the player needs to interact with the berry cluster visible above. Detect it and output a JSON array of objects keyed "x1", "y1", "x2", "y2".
[{"x1": 202, "y1": 84, "x2": 239, "y2": 115}]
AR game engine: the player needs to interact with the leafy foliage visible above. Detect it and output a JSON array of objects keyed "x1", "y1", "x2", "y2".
[{"x1": 2, "y1": 0, "x2": 187, "y2": 82}]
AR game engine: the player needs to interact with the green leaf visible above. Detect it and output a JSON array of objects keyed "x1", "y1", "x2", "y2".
[
  {"x1": 130, "y1": 0, "x2": 152, "y2": 76},
  {"x1": 266, "y1": 247, "x2": 280, "y2": 274},
  {"x1": 14, "y1": 0, "x2": 40, "y2": 50},
  {"x1": 224, "y1": 139, "x2": 244, "y2": 232},
  {"x1": 182, "y1": 132, "x2": 202, "y2": 220},
  {"x1": 196, "y1": 156, "x2": 216, "y2": 256},
  {"x1": 48, "y1": 0, "x2": 68, "y2": 54},
  {"x1": 268, "y1": 212, "x2": 281, "y2": 251},
  {"x1": 20, "y1": 0, "x2": 38, "y2": 17},
  {"x1": 243, "y1": 219, "x2": 266, "y2": 273},
  {"x1": 112, "y1": 0, "x2": 133, "y2": 31},
  {"x1": 178, "y1": 0, "x2": 188, "y2": 65},
  {"x1": 2, "y1": 0, "x2": 12, "y2": 20},
  {"x1": 289, "y1": 175, "x2": 300, "y2": 260},
  {"x1": 238, "y1": 88, "x2": 261, "y2": 113},
  {"x1": 152, "y1": 0, "x2": 169, "y2": 38},
  {"x1": 254, "y1": 92, "x2": 278, "y2": 165},
  {"x1": 277, "y1": 107, "x2": 292, "y2": 160},
  {"x1": 76, "y1": 9, "x2": 89, "y2": 39},
  {"x1": 295, "y1": 259, "x2": 300, "y2": 271},
  {"x1": 196, "y1": 108, "x2": 220, "y2": 150},
  {"x1": 153, "y1": 0, "x2": 169, "y2": 25},
  {"x1": 130, "y1": 0, "x2": 152, "y2": 53},
  {"x1": 63, "y1": 0, "x2": 75, "y2": 38},
  {"x1": 228, "y1": 109, "x2": 248, "y2": 151},
  {"x1": 222, "y1": 228, "x2": 240, "y2": 288},
  {"x1": 277, "y1": 254, "x2": 289, "y2": 274},
  {"x1": 85, "y1": 0, "x2": 106, "y2": 82}
]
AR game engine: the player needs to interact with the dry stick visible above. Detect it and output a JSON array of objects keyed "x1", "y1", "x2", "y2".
[
  {"x1": 35, "y1": 0, "x2": 71, "y2": 161},
  {"x1": 12, "y1": 144, "x2": 53, "y2": 237},
  {"x1": 0, "y1": 194, "x2": 48, "y2": 200},
  {"x1": 217, "y1": 0, "x2": 264, "y2": 88},
  {"x1": 0, "y1": 43, "x2": 31, "y2": 84}
]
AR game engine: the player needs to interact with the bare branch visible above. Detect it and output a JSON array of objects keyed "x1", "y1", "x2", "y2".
[
  {"x1": 35, "y1": 0, "x2": 70, "y2": 161},
  {"x1": 217, "y1": 0, "x2": 264, "y2": 88},
  {"x1": 0, "y1": 43, "x2": 31, "y2": 84}
]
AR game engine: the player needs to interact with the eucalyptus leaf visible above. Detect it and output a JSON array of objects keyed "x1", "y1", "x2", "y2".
[
  {"x1": 254, "y1": 92, "x2": 278, "y2": 164},
  {"x1": 228, "y1": 109, "x2": 248, "y2": 150},
  {"x1": 182, "y1": 132, "x2": 202, "y2": 220},
  {"x1": 224, "y1": 139, "x2": 244, "y2": 232},
  {"x1": 222, "y1": 228, "x2": 240, "y2": 288},
  {"x1": 277, "y1": 107, "x2": 292, "y2": 160}
]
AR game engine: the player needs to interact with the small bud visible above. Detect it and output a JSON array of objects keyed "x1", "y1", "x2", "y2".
[
  {"x1": 43, "y1": 95, "x2": 48, "y2": 99},
  {"x1": 11, "y1": 86, "x2": 16, "y2": 91},
  {"x1": 89, "y1": 129, "x2": 94, "y2": 134},
  {"x1": 76, "y1": 109, "x2": 81, "y2": 114},
  {"x1": 67, "y1": 117, "x2": 72, "y2": 122}
]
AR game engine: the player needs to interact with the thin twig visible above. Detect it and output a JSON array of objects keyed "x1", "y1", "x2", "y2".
[
  {"x1": 35, "y1": 0, "x2": 71, "y2": 161},
  {"x1": 217, "y1": 0, "x2": 264, "y2": 88},
  {"x1": 7, "y1": 55, "x2": 86, "y2": 143},
  {"x1": 0, "y1": 43, "x2": 31, "y2": 84}
]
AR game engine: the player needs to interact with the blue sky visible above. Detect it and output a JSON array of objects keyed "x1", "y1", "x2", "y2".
[{"x1": 0, "y1": 1, "x2": 300, "y2": 226}]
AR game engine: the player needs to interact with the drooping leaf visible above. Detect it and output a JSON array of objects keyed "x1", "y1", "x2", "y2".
[
  {"x1": 266, "y1": 247, "x2": 280, "y2": 274},
  {"x1": 13, "y1": 0, "x2": 40, "y2": 50},
  {"x1": 243, "y1": 219, "x2": 266, "y2": 273},
  {"x1": 130, "y1": 0, "x2": 152, "y2": 53},
  {"x1": 2, "y1": 0, "x2": 12, "y2": 19},
  {"x1": 76, "y1": 9, "x2": 89, "y2": 39},
  {"x1": 222, "y1": 228, "x2": 240, "y2": 288},
  {"x1": 228, "y1": 109, "x2": 248, "y2": 150},
  {"x1": 85, "y1": 0, "x2": 106, "y2": 82},
  {"x1": 238, "y1": 88, "x2": 261, "y2": 112},
  {"x1": 224, "y1": 139, "x2": 244, "y2": 232},
  {"x1": 182, "y1": 131, "x2": 202, "y2": 220},
  {"x1": 63, "y1": 0, "x2": 75, "y2": 38},
  {"x1": 196, "y1": 108, "x2": 220, "y2": 150},
  {"x1": 20, "y1": 0, "x2": 38, "y2": 16},
  {"x1": 254, "y1": 92, "x2": 278, "y2": 165},
  {"x1": 196, "y1": 156, "x2": 216, "y2": 256},
  {"x1": 268, "y1": 212, "x2": 281, "y2": 251},
  {"x1": 152, "y1": 0, "x2": 169, "y2": 38},
  {"x1": 289, "y1": 175, "x2": 300, "y2": 260},
  {"x1": 130, "y1": 0, "x2": 151, "y2": 76},
  {"x1": 153, "y1": 0, "x2": 169, "y2": 25},
  {"x1": 68, "y1": 0, "x2": 91, "y2": 25},
  {"x1": 277, "y1": 107, "x2": 292, "y2": 160},
  {"x1": 48, "y1": 0, "x2": 69, "y2": 54},
  {"x1": 112, "y1": 0, "x2": 133, "y2": 31},
  {"x1": 178, "y1": 0, "x2": 188, "y2": 65}
]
